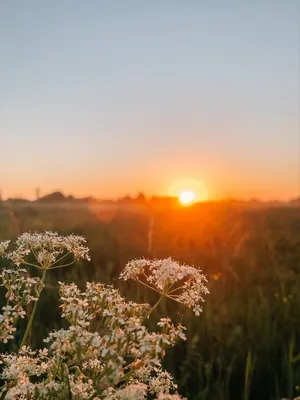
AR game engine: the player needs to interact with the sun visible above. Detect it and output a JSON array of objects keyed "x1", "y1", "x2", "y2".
[
  {"x1": 179, "y1": 190, "x2": 196, "y2": 205},
  {"x1": 168, "y1": 177, "x2": 209, "y2": 204}
]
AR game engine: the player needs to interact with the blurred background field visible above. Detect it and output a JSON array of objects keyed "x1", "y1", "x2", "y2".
[{"x1": 1, "y1": 197, "x2": 300, "y2": 400}]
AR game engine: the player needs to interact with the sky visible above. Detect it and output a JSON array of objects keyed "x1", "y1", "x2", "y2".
[{"x1": 0, "y1": 0, "x2": 299, "y2": 200}]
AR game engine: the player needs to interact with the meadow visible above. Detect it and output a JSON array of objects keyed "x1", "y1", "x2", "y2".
[{"x1": 0, "y1": 199, "x2": 300, "y2": 400}]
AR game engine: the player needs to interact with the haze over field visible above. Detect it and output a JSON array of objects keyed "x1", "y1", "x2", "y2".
[{"x1": 0, "y1": 0, "x2": 299, "y2": 200}]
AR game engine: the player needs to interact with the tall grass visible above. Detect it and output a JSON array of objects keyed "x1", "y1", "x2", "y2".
[{"x1": 0, "y1": 201, "x2": 300, "y2": 399}]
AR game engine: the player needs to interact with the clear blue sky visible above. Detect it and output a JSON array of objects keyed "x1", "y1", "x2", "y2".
[{"x1": 0, "y1": 0, "x2": 299, "y2": 200}]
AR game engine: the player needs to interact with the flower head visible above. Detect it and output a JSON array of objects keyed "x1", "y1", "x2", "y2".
[
  {"x1": 120, "y1": 258, "x2": 209, "y2": 315},
  {"x1": 0, "y1": 268, "x2": 44, "y2": 343},
  {"x1": 1, "y1": 231, "x2": 90, "y2": 268},
  {"x1": 0, "y1": 240, "x2": 10, "y2": 256}
]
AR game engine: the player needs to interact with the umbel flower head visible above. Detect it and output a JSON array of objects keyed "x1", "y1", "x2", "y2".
[
  {"x1": 0, "y1": 231, "x2": 90, "y2": 269},
  {"x1": 120, "y1": 258, "x2": 209, "y2": 315}
]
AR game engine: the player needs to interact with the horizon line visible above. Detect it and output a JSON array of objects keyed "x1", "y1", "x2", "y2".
[{"x1": 1, "y1": 190, "x2": 299, "y2": 204}]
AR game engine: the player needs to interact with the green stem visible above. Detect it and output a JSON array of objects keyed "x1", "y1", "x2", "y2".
[
  {"x1": 135, "y1": 278, "x2": 161, "y2": 295},
  {"x1": 48, "y1": 260, "x2": 75, "y2": 270},
  {"x1": 144, "y1": 296, "x2": 163, "y2": 320},
  {"x1": 49, "y1": 251, "x2": 72, "y2": 268},
  {"x1": 19, "y1": 268, "x2": 47, "y2": 350},
  {"x1": 168, "y1": 284, "x2": 185, "y2": 294},
  {"x1": 21, "y1": 261, "x2": 44, "y2": 270}
]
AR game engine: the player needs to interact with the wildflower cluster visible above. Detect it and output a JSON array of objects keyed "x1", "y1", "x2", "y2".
[
  {"x1": 120, "y1": 257, "x2": 209, "y2": 315},
  {"x1": 0, "y1": 231, "x2": 209, "y2": 399},
  {"x1": 0, "y1": 231, "x2": 90, "y2": 269},
  {"x1": 0, "y1": 268, "x2": 43, "y2": 343},
  {"x1": 0, "y1": 232, "x2": 90, "y2": 349}
]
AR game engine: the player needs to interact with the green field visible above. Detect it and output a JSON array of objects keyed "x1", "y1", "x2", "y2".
[{"x1": 1, "y1": 200, "x2": 300, "y2": 400}]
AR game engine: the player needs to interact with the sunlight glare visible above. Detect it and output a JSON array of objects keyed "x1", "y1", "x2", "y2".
[
  {"x1": 168, "y1": 177, "x2": 209, "y2": 203},
  {"x1": 179, "y1": 190, "x2": 196, "y2": 205}
]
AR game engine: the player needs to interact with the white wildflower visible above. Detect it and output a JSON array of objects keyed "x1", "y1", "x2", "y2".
[
  {"x1": 0, "y1": 240, "x2": 10, "y2": 255},
  {"x1": 120, "y1": 258, "x2": 209, "y2": 315},
  {"x1": 2, "y1": 231, "x2": 90, "y2": 268},
  {"x1": 0, "y1": 232, "x2": 209, "y2": 399},
  {"x1": 0, "y1": 267, "x2": 44, "y2": 343},
  {"x1": 156, "y1": 393, "x2": 185, "y2": 400},
  {"x1": 109, "y1": 383, "x2": 147, "y2": 399}
]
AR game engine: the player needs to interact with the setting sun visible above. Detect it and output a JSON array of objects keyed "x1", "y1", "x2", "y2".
[
  {"x1": 179, "y1": 190, "x2": 196, "y2": 205},
  {"x1": 168, "y1": 177, "x2": 209, "y2": 203}
]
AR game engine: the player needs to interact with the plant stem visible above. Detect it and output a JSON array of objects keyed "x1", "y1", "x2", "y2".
[
  {"x1": 49, "y1": 251, "x2": 72, "y2": 268},
  {"x1": 135, "y1": 278, "x2": 161, "y2": 295},
  {"x1": 22, "y1": 261, "x2": 44, "y2": 270},
  {"x1": 48, "y1": 260, "x2": 75, "y2": 270},
  {"x1": 19, "y1": 268, "x2": 47, "y2": 350},
  {"x1": 144, "y1": 296, "x2": 163, "y2": 320}
]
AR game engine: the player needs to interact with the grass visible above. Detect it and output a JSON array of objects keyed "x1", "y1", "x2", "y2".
[{"x1": 0, "y1": 200, "x2": 300, "y2": 399}]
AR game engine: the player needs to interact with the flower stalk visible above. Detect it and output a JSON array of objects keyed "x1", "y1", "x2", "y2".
[{"x1": 19, "y1": 268, "x2": 47, "y2": 349}]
